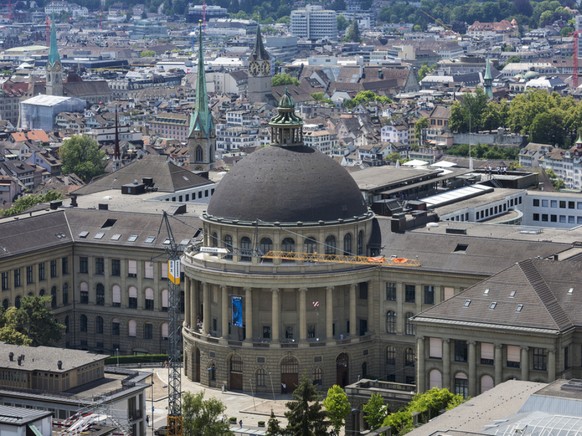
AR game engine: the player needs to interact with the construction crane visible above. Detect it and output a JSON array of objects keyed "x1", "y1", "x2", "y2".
[
  {"x1": 262, "y1": 251, "x2": 421, "y2": 267},
  {"x1": 160, "y1": 211, "x2": 184, "y2": 436}
]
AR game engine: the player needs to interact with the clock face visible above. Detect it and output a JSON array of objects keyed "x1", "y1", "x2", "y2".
[
  {"x1": 249, "y1": 61, "x2": 260, "y2": 76},
  {"x1": 261, "y1": 61, "x2": 271, "y2": 75},
  {"x1": 53, "y1": 62, "x2": 62, "y2": 72}
]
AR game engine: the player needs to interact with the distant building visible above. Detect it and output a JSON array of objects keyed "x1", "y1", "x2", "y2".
[
  {"x1": 291, "y1": 5, "x2": 338, "y2": 41},
  {"x1": 20, "y1": 95, "x2": 85, "y2": 131},
  {"x1": 187, "y1": 4, "x2": 228, "y2": 22}
]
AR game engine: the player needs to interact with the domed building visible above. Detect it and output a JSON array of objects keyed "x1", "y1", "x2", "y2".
[{"x1": 182, "y1": 91, "x2": 383, "y2": 392}]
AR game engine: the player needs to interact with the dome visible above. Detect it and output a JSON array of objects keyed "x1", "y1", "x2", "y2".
[{"x1": 206, "y1": 145, "x2": 368, "y2": 223}]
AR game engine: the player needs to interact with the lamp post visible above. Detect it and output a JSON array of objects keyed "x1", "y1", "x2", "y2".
[{"x1": 115, "y1": 348, "x2": 119, "y2": 367}]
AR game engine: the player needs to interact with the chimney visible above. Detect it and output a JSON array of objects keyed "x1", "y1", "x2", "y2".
[
  {"x1": 57, "y1": 360, "x2": 63, "y2": 370},
  {"x1": 8, "y1": 352, "x2": 13, "y2": 361}
]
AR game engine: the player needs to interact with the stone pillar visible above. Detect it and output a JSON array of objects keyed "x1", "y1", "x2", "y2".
[
  {"x1": 299, "y1": 288, "x2": 307, "y2": 341},
  {"x1": 367, "y1": 281, "x2": 373, "y2": 335},
  {"x1": 202, "y1": 282, "x2": 210, "y2": 333},
  {"x1": 184, "y1": 277, "x2": 190, "y2": 327},
  {"x1": 495, "y1": 344, "x2": 503, "y2": 385},
  {"x1": 521, "y1": 347, "x2": 529, "y2": 381},
  {"x1": 221, "y1": 285, "x2": 228, "y2": 339},
  {"x1": 442, "y1": 339, "x2": 451, "y2": 390},
  {"x1": 245, "y1": 287, "x2": 252, "y2": 341},
  {"x1": 548, "y1": 348, "x2": 556, "y2": 381},
  {"x1": 272, "y1": 288, "x2": 280, "y2": 342},
  {"x1": 417, "y1": 336, "x2": 425, "y2": 392},
  {"x1": 349, "y1": 284, "x2": 356, "y2": 336},
  {"x1": 326, "y1": 286, "x2": 333, "y2": 340},
  {"x1": 396, "y1": 283, "x2": 404, "y2": 334},
  {"x1": 468, "y1": 341, "x2": 476, "y2": 397},
  {"x1": 191, "y1": 280, "x2": 198, "y2": 328}
]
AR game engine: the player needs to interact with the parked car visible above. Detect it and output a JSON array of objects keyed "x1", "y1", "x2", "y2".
[{"x1": 154, "y1": 426, "x2": 167, "y2": 436}]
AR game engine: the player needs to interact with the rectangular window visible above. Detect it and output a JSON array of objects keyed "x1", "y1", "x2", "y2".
[
  {"x1": 541, "y1": 199, "x2": 548, "y2": 207},
  {"x1": 112, "y1": 321, "x2": 120, "y2": 336},
  {"x1": 559, "y1": 200, "x2": 566, "y2": 208},
  {"x1": 50, "y1": 260, "x2": 57, "y2": 278},
  {"x1": 161, "y1": 262, "x2": 168, "y2": 279},
  {"x1": 145, "y1": 298, "x2": 154, "y2": 311},
  {"x1": 454, "y1": 377, "x2": 468, "y2": 398},
  {"x1": 454, "y1": 340, "x2": 467, "y2": 362},
  {"x1": 13, "y1": 269, "x2": 21, "y2": 287},
  {"x1": 444, "y1": 287, "x2": 454, "y2": 300},
  {"x1": 533, "y1": 348, "x2": 547, "y2": 370},
  {"x1": 1, "y1": 272, "x2": 8, "y2": 290},
  {"x1": 95, "y1": 257, "x2": 104, "y2": 275},
  {"x1": 111, "y1": 259, "x2": 121, "y2": 277},
  {"x1": 385, "y1": 282, "x2": 396, "y2": 301},
  {"x1": 144, "y1": 324, "x2": 153, "y2": 339},
  {"x1": 480, "y1": 343, "x2": 494, "y2": 365},
  {"x1": 26, "y1": 266, "x2": 33, "y2": 285},
  {"x1": 405, "y1": 284, "x2": 415, "y2": 303},
  {"x1": 551, "y1": 200, "x2": 558, "y2": 208},
  {"x1": 80, "y1": 290, "x2": 89, "y2": 304},
  {"x1": 79, "y1": 257, "x2": 88, "y2": 274},
  {"x1": 429, "y1": 337, "x2": 442, "y2": 359},
  {"x1": 128, "y1": 260, "x2": 137, "y2": 277},
  {"x1": 62, "y1": 257, "x2": 69, "y2": 275},
  {"x1": 144, "y1": 261, "x2": 154, "y2": 279},
  {"x1": 507, "y1": 345, "x2": 521, "y2": 368},
  {"x1": 424, "y1": 285, "x2": 435, "y2": 305},
  {"x1": 359, "y1": 282, "x2": 368, "y2": 300},
  {"x1": 533, "y1": 213, "x2": 539, "y2": 221}
]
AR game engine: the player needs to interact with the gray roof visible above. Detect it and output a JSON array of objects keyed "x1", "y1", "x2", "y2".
[
  {"x1": 0, "y1": 404, "x2": 52, "y2": 425},
  {"x1": 73, "y1": 154, "x2": 212, "y2": 195}
]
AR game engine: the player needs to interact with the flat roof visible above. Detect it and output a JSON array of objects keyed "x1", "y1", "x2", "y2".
[{"x1": 0, "y1": 404, "x2": 52, "y2": 425}]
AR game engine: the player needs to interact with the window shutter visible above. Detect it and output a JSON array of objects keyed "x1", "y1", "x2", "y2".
[{"x1": 430, "y1": 338, "x2": 443, "y2": 358}]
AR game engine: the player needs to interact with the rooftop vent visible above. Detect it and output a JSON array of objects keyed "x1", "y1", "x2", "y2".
[
  {"x1": 8, "y1": 352, "x2": 13, "y2": 361},
  {"x1": 446, "y1": 228, "x2": 467, "y2": 235},
  {"x1": 57, "y1": 360, "x2": 62, "y2": 370}
]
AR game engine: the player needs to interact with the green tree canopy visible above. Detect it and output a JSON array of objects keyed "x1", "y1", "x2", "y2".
[
  {"x1": 344, "y1": 90, "x2": 391, "y2": 109},
  {"x1": 0, "y1": 296, "x2": 64, "y2": 346},
  {"x1": 362, "y1": 393, "x2": 389, "y2": 431},
  {"x1": 272, "y1": 73, "x2": 299, "y2": 87},
  {"x1": 337, "y1": 14, "x2": 349, "y2": 31},
  {"x1": 1, "y1": 191, "x2": 63, "y2": 217},
  {"x1": 344, "y1": 20, "x2": 361, "y2": 42},
  {"x1": 182, "y1": 391, "x2": 231, "y2": 436},
  {"x1": 140, "y1": 49, "x2": 156, "y2": 57},
  {"x1": 448, "y1": 88, "x2": 489, "y2": 133},
  {"x1": 266, "y1": 410, "x2": 284, "y2": 435},
  {"x1": 323, "y1": 385, "x2": 351, "y2": 434},
  {"x1": 285, "y1": 378, "x2": 329, "y2": 435},
  {"x1": 59, "y1": 135, "x2": 107, "y2": 182},
  {"x1": 417, "y1": 63, "x2": 436, "y2": 80}
]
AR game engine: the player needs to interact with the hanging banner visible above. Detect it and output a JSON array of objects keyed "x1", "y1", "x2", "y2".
[
  {"x1": 232, "y1": 296, "x2": 243, "y2": 327},
  {"x1": 168, "y1": 259, "x2": 180, "y2": 285}
]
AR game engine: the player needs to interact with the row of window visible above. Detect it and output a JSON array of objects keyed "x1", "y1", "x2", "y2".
[
  {"x1": 385, "y1": 311, "x2": 416, "y2": 335},
  {"x1": 79, "y1": 257, "x2": 167, "y2": 279},
  {"x1": 76, "y1": 315, "x2": 168, "y2": 339},
  {"x1": 533, "y1": 199, "x2": 581, "y2": 209},
  {"x1": 1, "y1": 258, "x2": 69, "y2": 291},
  {"x1": 2, "y1": 284, "x2": 69, "y2": 310},
  {"x1": 532, "y1": 213, "x2": 582, "y2": 224},
  {"x1": 386, "y1": 346, "x2": 416, "y2": 367},
  {"x1": 385, "y1": 283, "x2": 435, "y2": 305}
]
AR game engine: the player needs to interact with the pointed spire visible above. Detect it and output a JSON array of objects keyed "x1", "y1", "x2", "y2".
[
  {"x1": 48, "y1": 16, "x2": 60, "y2": 66},
  {"x1": 484, "y1": 58, "x2": 493, "y2": 99},
  {"x1": 250, "y1": 24, "x2": 270, "y2": 62},
  {"x1": 189, "y1": 21, "x2": 213, "y2": 138}
]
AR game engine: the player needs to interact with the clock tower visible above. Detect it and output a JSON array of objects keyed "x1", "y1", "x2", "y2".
[
  {"x1": 247, "y1": 25, "x2": 272, "y2": 104},
  {"x1": 46, "y1": 18, "x2": 63, "y2": 97}
]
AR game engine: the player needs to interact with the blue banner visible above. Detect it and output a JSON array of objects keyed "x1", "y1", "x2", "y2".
[{"x1": 232, "y1": 296, "x2": 243, "y2": 327}]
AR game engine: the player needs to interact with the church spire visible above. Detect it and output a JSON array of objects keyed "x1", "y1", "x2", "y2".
[
  {"x1": 46, "y1": 16, "x2": 63, "y2": 97},
  {"x1": 188, "y1": 21, "x2": 213, "y2": 139},
  {"x1": 250, "y1": 24, "x2": 270, "y2": 62},
  {"x1": 484, "y1": 58, "x2": 493, "y2": 99},
  {"x1": 48, "y1": 17, "x2": 60, "y2": 66}
]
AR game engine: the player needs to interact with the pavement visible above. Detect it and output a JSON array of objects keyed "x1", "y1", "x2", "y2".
[{"x1": 143, "y1": 367, "x2": 291, "y2": 435}]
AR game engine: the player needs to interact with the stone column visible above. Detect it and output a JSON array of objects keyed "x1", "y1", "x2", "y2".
[
  {"x1": 202, "y1": 282, "x2": 210, "y2": 333},
  {"x1": 326, "y1": 286, "x2": 333, "y2": 340},
  {"x1": 221, "y1": 285, "x2": 228, "y2": 339},
  {"x1": 468, "y1": 341, "x2": 476, "y2": 397},
  {"x1": 366, "y1": 281, "x2": 373, "y2": 335},
  {"x1": 396, "y1": 283, "x2": 404, "y2": 334},
  {"x1": 495, "y1": 344, "x2": 503, "y2": 385},
  {"x1": 548, "y1": 348, "x2": 556, "y2": 381},
  {"x1": 442, "y1": 339, "x2": 451, "y2": 390},
  {"x1": 184, "y1": 277, "x2": 190, "y2": 327},
  {"x1": 272, "y1": 288, "x2": 280, "y2": 342},
  {"x1": 417, "y1": 337, "x2": 425, "y2": 392},
  {"x1": 349, "y1": 284, "x2": 356, "y2": 336},
  {"x1": 191, "y1": 280, "x2": 198, "y2": 328},
  {"x1": 299, "y1": 288, "x2": 307, "y2": 341},
  {"x1": 521, "y1": 347, "x2": 529, "y2": 381},
  {"x1": 245, "y1": 287, "x2": 252, "y2": 341}
]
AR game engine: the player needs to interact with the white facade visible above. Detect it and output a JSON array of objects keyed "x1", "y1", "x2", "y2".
[
  {"x1": 381, "y1": 124, "x2": 409, "y2": 146},
  {"x1": 45, "y1": 1, "x2": 89, "y2": 18},
  {"x1": 290, "y1": 5, "x2": 338, "y2": 40},
  {"x1": 303, "y1": 124, "x2": 338, "y2": 155}
]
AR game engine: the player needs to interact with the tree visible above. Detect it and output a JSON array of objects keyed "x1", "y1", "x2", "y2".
[
  {"x1": 323, "y1": 385, "x2": 351, "y2": 435},
  {"x1": 448, "y1": 88, "x2": 489, "y2": 133},
  {"x1": 337, "y1": 14, "x2": 349, "y2": 31},
  {"x1": 417, "y1": 63, "x2": 436, "y2": 80},
  {"x1": 266, "y1": 410, "x2": 284, "y2": 435},
  {"x1": 344, "y1": 20, "x2": 361, "y2": 42},
  {"x1": 285, "y1": 378, "x2": 329, "y2": 435},
  {"x1": 1, "y1": 191, "x2": 63, "y2": 217},
  {"x1": 0, "y1": 296, "x2": 64, "y2": 346},
  {"x1": 362, "y1": 393, "x2": 389, "y2": 431},
  {"x1": 140, "y1": 49, "x2": 156, "y2": 57},
  {"x1": 344, "y1": 90, "x2": 391, "y2": 109},
  {"x1": 272, "y1": 73, "x2": 299, "y2": 87},
  {"x1": 414, "y1": 117, "x2": 429, "y2": 146},
  {"x1": 59, "y1": 135, "x2": 107, "y2": 183},
  {"x1": 182, "y1": 391, "x2": 232, "y2": 436}
]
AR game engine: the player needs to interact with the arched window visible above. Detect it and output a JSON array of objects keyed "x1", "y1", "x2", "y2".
[
  {"x1": 80, "y1": 314, "x2": 87, "y2": 332},
  {"x1": 281, "y1": 355, "x2": 299, "y2": 373},
  {"x1": 112, "y1": 285, "x2": 121, "y2": 307},
  {"x1": 240, "y1": 237, "x2": 252, "y2": 261},
  {"x1": 405, "y1": 312, "x2": 415, "y2": 335},
  {"x1": 62, "y1": 283, "x2": 69, "y2": 305},
  {"x1": 161, "y1": 289, "x2": 169, "y2": 311},
  {"x1": 282, "y1": 238, "x2": 295, "y2": 252},
  {"x1": 324, "y1": 235, "x2": 336, "y2": 255},
  {"x1": 304, "y1": 237, "x2": 317, "y2": 254},
  {"x1": 39, "y1": 289, "x2": 45, "y2": 296},
  {"x1": 96, "y1": 316, "x2": 104, "y2": 334},
  {"x1": 195, "y1": 146, "x2": 203, "y2": 162},
  {"x1": 224, "y1": 235, "x2": 233, "y2": 260},
  {"x1": 2, "y1": 298, "x2": 8, "y2": 309},
  {"x1": 161, "y1": 322, "x2": 169, "y2": 339},
  {"x1": 313, "y1": 367, "x2": 323, "y2": 385},
  {"x1": 480, "y1": 375, "x2": 494, "y2": 393},
  {"x1": 51, "y1": 286, "x2": 57, "y2": 309},
  {"x1": 15, "y1": 296, "x2": 21, "y2": 308},
  {"x1": 128, "y1": 320, "x2": 137, "y2": 337},
  {"x1": 454, "y1": 372, "x2": 469, "y2": 397},
  {"x1": 357, "y1": 230, "x2": 365, "y2": 255},
  {"x1": 386, "y1": 346, "x2": 396, "y2": 365},
  {"x1": 230, "y1": 354, "x2": 243, "y2": 372},
  {"x1": 405, "y1": 347, "x2": 415, "y2": 367},
  {"x1": 343, "y1": 233, "x2": 352, "y2": 255},
  {"x1": 385, "y1": 311, "x2": 396, "y2": 334},
  {"x1": 96, "y1": 283, "x2": 105, "y2": 305},
  {"x1": 256, "y1": 368, "x2": 266, "y2": 387},
  {"x1": 145, "y1": 288, "x2": 154, "y2": 310},
  {"x1": 128, "y1": 286, "x2": 138, "y2": 308},
  {"x1": 259, "y1": 237, "x2": 273, "y2": 259},
  {"x1": 429, "y1": 369, "x2": 442, "y2": 389}
]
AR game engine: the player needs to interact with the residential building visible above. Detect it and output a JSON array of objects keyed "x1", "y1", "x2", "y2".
[{"x1": 290, "y1": 5, "x2": 338, "y2": 41}]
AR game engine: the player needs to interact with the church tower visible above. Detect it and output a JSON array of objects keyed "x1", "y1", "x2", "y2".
[
  {"x1": 46, "y1": 18, "x2": 63, "y2": 97},
  {"x1": 483, "y1": 58, "x2": 493, "y2": 99},
  {"x1": 188, "y1": 23, "x2": 216, "y2": 172},
  {"x1": 247, "y1": 25, "x2": 272, "y2": 104}
]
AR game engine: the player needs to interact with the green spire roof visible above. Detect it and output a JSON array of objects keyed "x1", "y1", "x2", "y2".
[
  {"x1": 48, "y1": 18, "x2": 60, "y2": 66},
  {"x1": 189, "y1": 22, "x2": 214, "y2": 138},
  {"x1": 484, "y1": 58, "x2": 492, "y2": 80}
]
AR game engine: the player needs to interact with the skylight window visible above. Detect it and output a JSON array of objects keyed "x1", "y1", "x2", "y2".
[
  {"x1": 101, "y1": 218, "x2": 117, "y2": 228},
  {"x1": 568, "y1": 287, "x2": 574, "y2": 295},
  {"x1": 128, "y1": 235, "x2": 138, "y2": 242},
  {"x1": 516, "y1": 304, "x2": 524, "y2": 312},
  {"x1": 464, "y1": 299, "x2": 471, "y2": 307},
  {"x1": 509, "y1": 290, "x2": 516, "y2": 298},
  {"x1": 144, "y1": 236, "x2": 156, "y2": 244},
  {"x1": 78, "y1": 231, "x2": 89, "y2": 239},
  {"x1": 484, "y1": 288, "x2": 490, "y2": 295},
  {"x1": 489, "y1": 302, "x2": 497, "y2": 310},
  {"x1": 111, "y1": 234, "x2": 121, "y2": 241},
  {"x1": 94, "y1": 232, "x2": 104, "y2": 239},
  {"x1": 454, "y1": 243, "x2": 469, "y2": 253}
]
